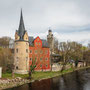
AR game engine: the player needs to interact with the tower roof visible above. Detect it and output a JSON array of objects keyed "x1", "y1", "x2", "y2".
[{"x1": 18, "y1": 9, "x2": 25, "y2": 40}]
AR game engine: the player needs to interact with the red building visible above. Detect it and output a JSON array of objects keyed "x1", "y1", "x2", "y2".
[{"x1": 29, "y1": 36, "x2": 51, "y2": 71}]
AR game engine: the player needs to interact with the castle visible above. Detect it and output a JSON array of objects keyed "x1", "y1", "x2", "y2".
[{"x1": 14, "y1": 10, "x2": 54, "y2": 74}]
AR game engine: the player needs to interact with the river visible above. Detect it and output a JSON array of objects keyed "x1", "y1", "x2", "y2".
[{"x1": 7, "y1": 68, "x2": 90, "y2": 90}]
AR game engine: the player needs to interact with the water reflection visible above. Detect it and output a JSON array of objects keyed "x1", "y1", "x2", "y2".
[{"x1": 7, "y1": 68, "x2": 90, "y2": 90}]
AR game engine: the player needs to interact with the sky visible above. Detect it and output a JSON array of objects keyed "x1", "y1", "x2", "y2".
[{"x1": 0, "y1": 0, "x2": 90, "y2": 46}]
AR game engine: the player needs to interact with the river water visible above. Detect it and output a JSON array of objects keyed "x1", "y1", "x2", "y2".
[{"x1": 7, "y1": 68, "x2": 90, "y2": 90}]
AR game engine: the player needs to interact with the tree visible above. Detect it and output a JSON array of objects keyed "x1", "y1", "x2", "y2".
[{"x1": 59, "y1": 41, "x2": 84, "y2": 69}]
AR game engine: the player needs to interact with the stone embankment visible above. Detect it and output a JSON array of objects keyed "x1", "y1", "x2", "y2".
[{"x1": 0, "y1": 77, "x2": 30, "y2": 89}]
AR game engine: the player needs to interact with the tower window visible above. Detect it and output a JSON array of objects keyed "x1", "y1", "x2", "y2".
[
  {"x1": 26, "y1": 49, "x2": 28, "y2": 53},
  {"x1": 16, "y1": 48, "x2": 18, "y2": 53},
  {"x1": 16, "y1": 66, "x2": 18, "y2": 69}
]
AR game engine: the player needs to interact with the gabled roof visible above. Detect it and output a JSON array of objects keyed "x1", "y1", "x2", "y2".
[{"x1": 29, "y1": 36, "x2": 49, "y2": 48}]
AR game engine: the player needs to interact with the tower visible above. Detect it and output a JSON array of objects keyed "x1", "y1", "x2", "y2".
[
  {"x1": 47, "y1": 29, "x2": 54, "y2": 54},
  {"x1": 14, "y1": 10, "x2": 29, "y2": 74}
]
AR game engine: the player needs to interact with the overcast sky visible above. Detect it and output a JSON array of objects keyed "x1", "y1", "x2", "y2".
[{"x1": 0, "y1": 0, "x2": 90, "y2": 46}]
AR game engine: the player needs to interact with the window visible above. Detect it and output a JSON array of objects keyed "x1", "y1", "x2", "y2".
[
  {"x1": 30, "y1": 58, "x2": 32, "y2": 61},
  {"x1": 37, "y1": 38, "x2": 39, "y2": 41},
  {"x1": 35, "y1": 50, "x2": 37, "y2": 54},
  {"x1": 36, "y1": 42, "x2": 38, "y2": 45},
  {"x1": 16, "y1": 48, "x2": 18, "y2": 53},
  {"x1": 26, "y1": 49, "x2": 28, "y2": 53},
  {"x1": 40, "y1": 50, "x2": 43, "y2": 54},
  {"x1": 35, "y1": 57, "x2": 37, "y2": 61},
  {"x1": 39, "y1": 42, "x2": 41, "y2": 45},
  {"x1": 40, "y1": 58, "x2": 42, "y2": 61},
  {"x1": 46, "y1": 64, "x2": 48, "y2": 67},
  {"x1": 30, "y1": 50, "x2": 32, "y2": 54},
  {"x1": 16, "y1": 57, "x2": 19, "y2": 63},
  {"x1": 45, "y1": 58, "x2": 48, "y2": 61},
  {"x1": 45, "y1": 50, "x2": 48, "y2": 54},
  {"x1": 16, "y1": 66, "x2": 18, "y2": 69},
  {"x1": 40, "y1": 64, "x2": 42, "y2": 68}
]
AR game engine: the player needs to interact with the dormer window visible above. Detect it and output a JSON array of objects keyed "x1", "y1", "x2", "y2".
[{"x1": 26, "y1": 49, "x2": 28, "y2": 53}]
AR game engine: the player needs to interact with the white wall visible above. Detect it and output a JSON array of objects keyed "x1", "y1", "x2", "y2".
[{"x1": 0, "y1": 67, "x2": 2, "y2": 78}]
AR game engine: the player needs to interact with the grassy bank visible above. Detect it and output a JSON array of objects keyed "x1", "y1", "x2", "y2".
[
  {"x1": 2, "y1": 66, "x2": 90, "y2": 81},
  {"x1": 1, "y1": 66, "x2": 90, "y2": 89}
]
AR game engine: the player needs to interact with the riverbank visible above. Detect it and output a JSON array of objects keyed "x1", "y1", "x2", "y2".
[{"x1": 1, "y1": 66, "x2": 90, "y2": 89}]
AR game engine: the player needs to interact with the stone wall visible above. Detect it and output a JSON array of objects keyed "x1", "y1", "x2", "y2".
[{"x1": 14, "y1": 41, "x2": 29, "y2": 74}]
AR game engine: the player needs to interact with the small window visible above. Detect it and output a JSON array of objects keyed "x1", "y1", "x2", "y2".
[
  {"x1": 40, "y1": 50, "x2": 43, "y2": 54},
  {"x1": 40, "y1": 64, "x2": 42, "y2": 68},
  {"x1": 40, "y1": 58, "x2": 42, "y2": 61},
  {"x1": 35, "y1": 57, "x2": 37, "y2": 61},
  {"x1": 26, "y1": 49, "x2": 28, "y2": 53},
  {"x1": 16, "y1": 66, "x2": 18, "y2": 69},
  {"x1": 45, "y1": 50, "x2": 48, "y2": 54},
  {"x1": 30, "y1": 50, "x2": 32, "y2": 53},
  {"x1": 37, "y1": 38, "x2": 39, "y2": 41},
  {"x1": 39, "y1": 42, "x2": 41, "y2": 45},
  {"x1": 46, "y1": 65, "x2": 48, "y2": 67},
  {"x1": 45, "y1": 58, "x2": 48, "y2": 61},
  {"x1": 30, "y1": 58, "x2": 32, "y2": 61},
  {"x1": 16, "y1": 48, "x2": 18, "y2": 53},
  {"x1": 36, "y1": 42, "x2": 38, "y2": 45},
  {"x1": 35, "y1": 50, "x2": 37, "y2": 54}
]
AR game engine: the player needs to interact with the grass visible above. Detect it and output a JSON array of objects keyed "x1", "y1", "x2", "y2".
[
  {"x1": 2, "y1": 73, "x2": 29, "y2": 79},
  {"x1": 2, "y1": 66, "x2": 90, "y2": 81},
  {"x1": 2, "y1": 68, "x2": 73, "y2": 80}
]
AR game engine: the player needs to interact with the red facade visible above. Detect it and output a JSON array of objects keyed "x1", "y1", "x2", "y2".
[{"x1": 29, "y1": 36, "x2": 51, "y2": 71}]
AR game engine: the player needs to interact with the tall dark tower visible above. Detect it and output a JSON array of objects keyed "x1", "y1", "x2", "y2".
[
  {"x1": 14, "y1": 10, "x2": 29, "y2": 74},
  {"x1": 47, "y1": 29, "x2": 54, "y2": 54}
]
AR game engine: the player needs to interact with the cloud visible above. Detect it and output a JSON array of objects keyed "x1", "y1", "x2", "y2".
[{"x1": 0, "y1": 0, "x2": 90, "y2": 45}]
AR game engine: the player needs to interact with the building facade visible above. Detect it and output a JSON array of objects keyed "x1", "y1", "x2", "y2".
[
  {"x1": 29, "y1": 36, "x2": 50, "y2": 71},
  {"x1": 14, "y1": 10, "x2": 50, "y2": 74}
]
